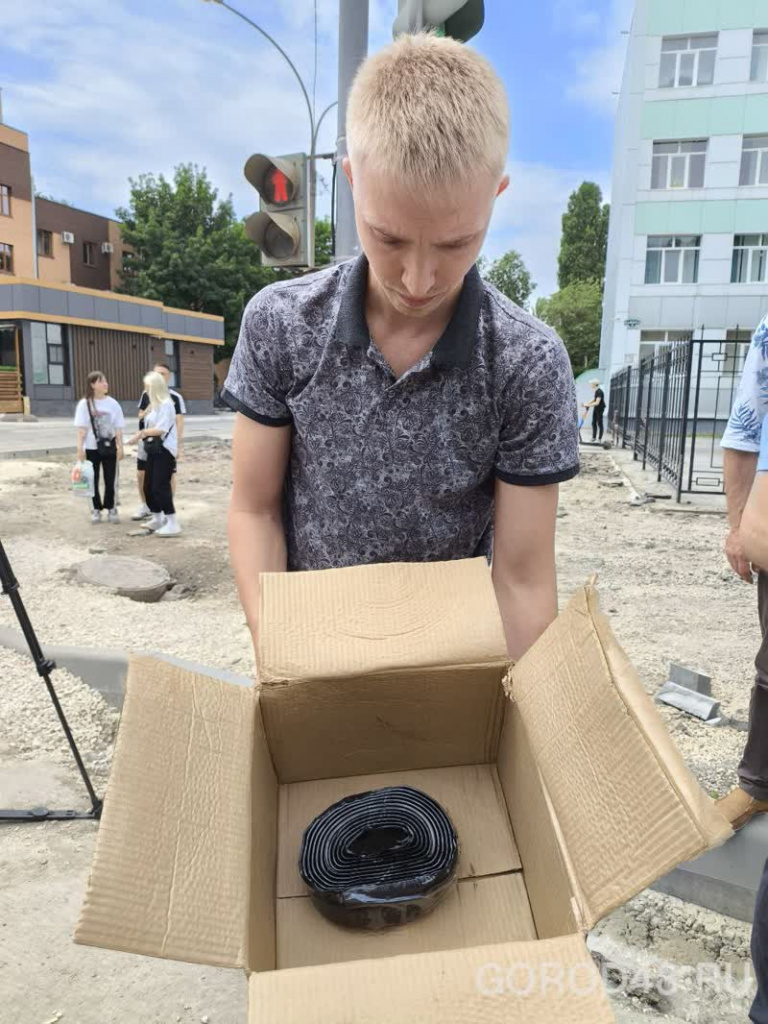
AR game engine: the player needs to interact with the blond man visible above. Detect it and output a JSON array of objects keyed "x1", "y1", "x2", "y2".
[{"x1": 223, "y1": 33, "x2": 579, "y2": 659}]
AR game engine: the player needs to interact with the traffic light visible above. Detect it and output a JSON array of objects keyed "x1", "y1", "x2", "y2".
[
  {"x1": 393, "y1": 0, "x2": 484, "y2": 42},
  {"x1": 244, "y1": 152, "x2": 309, "y2": 267}
]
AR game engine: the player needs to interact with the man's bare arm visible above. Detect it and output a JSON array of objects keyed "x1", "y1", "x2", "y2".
[
  {"x1": 228, "y1": 412, "x2": 291, "y2": 638},
  {"x1": 741, "y1": 474, "x2": 768, "y2": 569},
  {"x1": 724, "y1": 448, "x2": 759, "y2": 583},
  {"x1": 492, "y1": 479, "x2": 559, "y2": 661}
]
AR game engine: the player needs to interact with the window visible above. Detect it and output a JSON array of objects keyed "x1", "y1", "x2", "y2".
[
  {"x1": 731, "y1": 234, "x2": 768, "y2": 283},
  {"x1": 651, "y1": 140, "x2": 707, "y2": 189},
  {"x1": 30, "y1": 322, "x2": 68, "y2": 385},
  {"x1": 83, "y1": 241, "x2": 96, "y2": 267},
  {"x1": 740, "y1": 136, "x2": 768, "y2": 186},
  {"x1": 0, "y1": 185, "x2": 10, "y2": 217},
  {"x1": 164, "y1": 339, "x2": 179, "y2": 388},
  {"x1": 659, "y1": 35, "x2": 717, "y2": 88},
  {"x1": 639, "y1": 330, "x2": 692, "y2": 363},
  {"x1": 37, "y1": 229, "x2": 53, "y2": 258},
  {"x1": 645, "y1": 236, "x2": 701, "y2": 285},
  {"x1": 752, "y1": 31, "x2": 768, "y2": 82},
  {"x1": 0, "y1": 243, "x2": 13, "y2": 273}
]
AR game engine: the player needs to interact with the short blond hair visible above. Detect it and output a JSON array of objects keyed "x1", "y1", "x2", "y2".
[
  {"x1": 144, "y1": 370, "x2": 170, "y2": 410},
  {"x1": 346, "y1": 32, "x2": 509, "y2": 187}
]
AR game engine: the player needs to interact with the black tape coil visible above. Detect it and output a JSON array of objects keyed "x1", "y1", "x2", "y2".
[{"x1": 299, "y1": 785, "x2": 459, "y2": 930}]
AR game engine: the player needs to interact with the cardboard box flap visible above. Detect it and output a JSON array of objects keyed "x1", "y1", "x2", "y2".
[
  {"x1": 76, "y1": 656, "x2": 257, "y2": 969},
  {"x1": 509, "y1": 585, "x2": 732, "y2": 931},
  {"x1": 249, "y1": 933, "x2": 615, "y2": 1022},
  {"x1": 257, "y1": 558, "x2": 507, "y2": 685}
]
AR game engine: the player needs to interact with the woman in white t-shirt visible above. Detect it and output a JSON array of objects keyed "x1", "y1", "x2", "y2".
[
  {"x1": 74, "y1": 371, "x2": 125, "y2": 524},
  {"x1": 126, "y1": 371, "x2": 181, "y2": 537}
]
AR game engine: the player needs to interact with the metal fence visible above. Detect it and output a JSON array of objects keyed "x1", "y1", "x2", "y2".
[{"x1": 608, "y1": 336, "x2": 750, "y2": 499}]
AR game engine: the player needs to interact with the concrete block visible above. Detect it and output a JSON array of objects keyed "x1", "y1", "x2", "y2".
[
  {"x1": 669, "y1": 662, "x2": 712, "y2": 696},
  {"x1": 653, "y1": 815, "x2": 768, "y2": 923},
  {"x1": 655, "y1": 681, "x2": 721, "y2": 721}
]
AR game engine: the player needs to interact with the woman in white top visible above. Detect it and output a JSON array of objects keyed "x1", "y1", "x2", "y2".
[
  {"x1": 126, "y1": 371, "x2": 181, "y2": 537},
  {"x1": 74, "y1": 371, "x2": 125, "y2": 524}
]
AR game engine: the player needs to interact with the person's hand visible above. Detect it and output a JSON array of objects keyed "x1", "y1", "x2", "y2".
[
  {"x1": 117, "y1": 445, "x2": 124, "y2": 462},
  {"x1": 125, "y1": 433, "x2": 140, "y2": 446},
  {"x1": 725, "y1": 528, "x2": 754, "y2": 583}
]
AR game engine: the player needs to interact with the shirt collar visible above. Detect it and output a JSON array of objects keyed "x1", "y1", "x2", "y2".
[{"x1": 336, "y1": 255, "x2": 483, "y2": 369}]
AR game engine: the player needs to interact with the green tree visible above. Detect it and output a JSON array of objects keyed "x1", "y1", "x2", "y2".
[
  {"x1": 117, "y1": 164, "x2": 281, "y2": 354},
  {"x1": 483, "y1": 250, "x2": 535, "y2": 309},
  {"x1": 536, "y1": 279, "x2": 603, "y2": 371},
  {"x1": 557, "y1": 182, "x2": 610, "y2": 290}
]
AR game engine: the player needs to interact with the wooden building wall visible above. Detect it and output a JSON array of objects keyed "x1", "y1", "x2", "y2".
[
  {"x1": 71, "y1": 326, "x2": 152, "y2": 402},
  {"x1": 179, "y1": 341, "x2": 213, "y2": 400}
]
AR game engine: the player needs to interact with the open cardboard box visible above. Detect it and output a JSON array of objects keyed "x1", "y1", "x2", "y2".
[{"x1": 76, "y1": 558, "x2": 732, "y2": 1022}]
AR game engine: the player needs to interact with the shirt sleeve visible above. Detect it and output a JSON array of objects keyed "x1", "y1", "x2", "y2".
[
  {"x1": 759, "y1": 417, "x2": 768, "y2": 474},
  {"x1": 175, "y1": 392, "x2": 187, "y2": 415},
  {"x1": 495, "y1": 332, "x2": 580, "y2": 487},
  {"x1": 222, "y1": 289, "x2": 293, "y2": 426},
  {"x1": 74, "y1": 400, "x2": 89, "y2": 428},
  {"x1": 138, "y1": 392, "x2": 149, "y2": 412},
  {"x1": 722, "y1": 317, "x2": 768, "y2": 453}
]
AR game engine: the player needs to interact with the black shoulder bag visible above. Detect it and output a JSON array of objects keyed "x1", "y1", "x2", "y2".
[
  {"x1": 144, "y1": 419, "x2": 174, "y2": 458},
  {"x1": 87, "y1": 401, "x2": 117, "y2": 459}
]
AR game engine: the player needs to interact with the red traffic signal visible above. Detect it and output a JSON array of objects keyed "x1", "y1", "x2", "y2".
[
  {"x1": 265, "y1": 167, "x2": 292, "y2": 206},
  {"x1": 243, "y1": 153, "x2": 308, "y2": 267}
]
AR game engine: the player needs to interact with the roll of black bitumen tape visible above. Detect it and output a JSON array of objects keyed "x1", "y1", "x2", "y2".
[{"x1": 299, "y1": 785, "x2": 459, "y2": 930}]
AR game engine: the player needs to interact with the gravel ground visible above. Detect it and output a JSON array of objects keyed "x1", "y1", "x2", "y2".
[{"x1": 0, "y1": 441, "x2": 761, "y2": 1022}]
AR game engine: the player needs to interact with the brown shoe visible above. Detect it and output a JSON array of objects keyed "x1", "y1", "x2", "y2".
[{"x1": 717, "y1": 787, "x2": 768, "y2": 831}]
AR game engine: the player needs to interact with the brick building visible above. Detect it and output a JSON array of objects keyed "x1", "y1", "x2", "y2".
[{"x1": 0, "y1": 120, "x2": 223, "y2": 416}]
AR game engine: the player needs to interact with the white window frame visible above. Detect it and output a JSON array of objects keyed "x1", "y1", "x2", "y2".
[
  {"x1": 740, "y1": 136, "x2": 768, "y2": 187},
  {"x1": 751, "y1": 31, "x2": 768, "y2": 82},
  {"x1": 651, "y1": 140, "x2": 707, "y2": 190},
  {"x1": 659, "y1": 34, "x2": 717, "y2": 89},
  {"x1": 638, "y1": 330, "x2": 693, "y2": 364},
  {"x1": 645, "y1": 236, "x2": 701, "y2": 285},
  {"x1": 731, "y1": 234, "x2": 768, "y2": 284}
]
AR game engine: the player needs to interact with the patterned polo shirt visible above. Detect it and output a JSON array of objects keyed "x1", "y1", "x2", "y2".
[
  {"x1": 722, "y1": 314, "x2": 768, "y2": 453},
  {"x1": 223, "y1": 256, "x2": 579, "y2": 571}
]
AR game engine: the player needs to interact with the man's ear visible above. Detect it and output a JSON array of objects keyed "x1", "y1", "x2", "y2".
[
  {"x1": 342, "y1": 157, "x2": 353, "y2": 190},
  {"x1": 496, "y1": 174, "x2": 510, "y2": 198}
]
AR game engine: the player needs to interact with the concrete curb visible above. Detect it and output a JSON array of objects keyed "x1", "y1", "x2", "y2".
[
  {"x1": 0, "y1": 625, "x2": 252, "y2": 708},
  {"x1": 652, "y1": 815, "x2": 768, "y2": 923},
  {"x1": 0, "y1": 434, "x2": 228, "y2": 461}
]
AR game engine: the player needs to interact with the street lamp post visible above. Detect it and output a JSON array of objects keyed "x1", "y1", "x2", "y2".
[{"x1": 201, "y1": 0, "x2": 335, "y2": 267}]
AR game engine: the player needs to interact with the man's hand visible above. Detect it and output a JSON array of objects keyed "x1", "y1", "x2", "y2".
[
  {"x1": 725, "y1": 528, "x2": 754, "y2": 583},
  {"x1": 117, "y1": 445, "x2": 124, "y2": 462}
]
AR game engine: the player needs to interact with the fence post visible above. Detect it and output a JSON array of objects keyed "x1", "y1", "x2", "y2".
[
  {"x1": 633, "y1": 362, "x2": 644, "y2": 462},
  {"x1": 622, "y1": 370, "x2": 631, "y2": 449},
  {"x1": 657, "y1": 351, "x2": 672, "y2": 483},
  {"x1": 687, "y1": 337, "x2": 706, "y2": 494},
  {"x1": 642, "y1": 356, "x2": 655, "y2": 471},
  {"x1": 676, "y1": 339, "x2": 694, "y2": 501}
]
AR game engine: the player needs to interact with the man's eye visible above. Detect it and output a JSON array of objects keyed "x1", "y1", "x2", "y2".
[{"x1": 379, "y1": 236, "x2": 401, "y2": 246}]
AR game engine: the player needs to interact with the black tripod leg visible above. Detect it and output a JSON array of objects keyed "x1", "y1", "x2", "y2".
[{"x1": 0, "y1": 539, "x2": 102, "y2": 822}]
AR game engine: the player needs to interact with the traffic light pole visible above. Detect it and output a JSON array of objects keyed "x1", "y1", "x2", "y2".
[{"x1": 335, "y1": 0, "x2": 369, "y2": 262}]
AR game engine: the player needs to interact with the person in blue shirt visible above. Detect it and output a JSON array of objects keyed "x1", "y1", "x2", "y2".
[
  {"x1": 720, "y1": 315, "x2": 768, "y2": 829},
  {"x1": 737, "y1": 415, "x2": 768, "y2": 1024}
]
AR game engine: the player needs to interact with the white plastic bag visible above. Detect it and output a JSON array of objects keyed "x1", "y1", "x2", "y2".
[{"x1": 71, "y1": 460, "x2": 95, "y2": 499}]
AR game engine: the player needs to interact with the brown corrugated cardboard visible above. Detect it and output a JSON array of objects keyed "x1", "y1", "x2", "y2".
[
  {"x1": 77, "y1": 559, "x2": 732, "y2": 1023},
  {"x1": 250, "y1": 935, "x2": 615, "y2": 1022},
  {"x1": 278, "y1": 874, "x2": 537, "y2": 968}
]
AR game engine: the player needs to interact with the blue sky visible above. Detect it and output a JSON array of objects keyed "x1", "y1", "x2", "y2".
[{"x1": 0, "y1": 0, "x2": 632, "y2": 296}]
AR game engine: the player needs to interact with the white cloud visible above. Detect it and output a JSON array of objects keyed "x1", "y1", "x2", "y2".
[
  {"x1": 567, "y1": 0, "x2": 634, "y2": 115},
  {"x1": 483, "y1": 161, "x2": 611, "y2": 300}
]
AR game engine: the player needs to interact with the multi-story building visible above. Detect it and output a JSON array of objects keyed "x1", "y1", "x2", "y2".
[
  {"x1": 600, "y1": 0, "x2": 768, "y2": 377},
  {"x1": 0, "y1": 118, "x2": 223, "y2": 416}
]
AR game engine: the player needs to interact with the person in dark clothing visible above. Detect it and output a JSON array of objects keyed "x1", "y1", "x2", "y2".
[{"x1": 584, "y1": 379, "x2": 606, "y2": 442}]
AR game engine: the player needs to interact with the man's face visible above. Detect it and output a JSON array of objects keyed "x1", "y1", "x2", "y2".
[
  {"x1": 155, "y1": 365, "x2": 170, "y2": 385},
  {"x1": 346, "y1": 159, "x2": 508, "y2": 320}
]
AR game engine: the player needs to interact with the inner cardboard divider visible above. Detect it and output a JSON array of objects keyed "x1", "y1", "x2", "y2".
[{"x1": 274, "y1": 761, "x2": 537, "y2": 970}]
